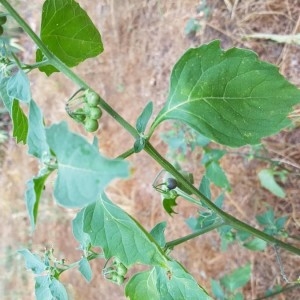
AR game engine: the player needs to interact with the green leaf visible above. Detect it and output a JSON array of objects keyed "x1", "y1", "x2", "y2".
[
  {"x1": 149, "y1": 221, "x2": 167, "y2": 248},
  {"x1": 126, "y1": 262, "x2": 211, "y2": 300},
  {"x1": 35, "y1": 276, "x2": 53, "y2": 300},
  {"x1": 18, "y1": 249, "x2": 46, "y2": 274},
  {"x1": 220, "y1": 264, "x2": 251, "y2": 293},
  {"x1": 136, "y1": 101, "x2": 153, "y2": 133},
  {"x1": 125, "y1": 270, "x2": 160, "y2": 300},
  {"x1": 155, "y1": 261, "x2": 211, "y2": 299},
  {"x1": 39, "y1": 0, "x2": 103, "y2": 75},
  {"x1": 12, "y1": 99, "x2": 28, "y2": 143},
  {"x1": 210, "y1": 279, "x2": 225, "y2": 299},
  {"x1": 199, "y1": 175, "x2": 211, "y2": 199},
  {"x1": 151, "y1": 40, "x2": 300, "y2": 147},
  {"x1": 82, "y1": 193, "x2": 168, "y2": 267},
  {"x1": 7, "y1": 70, "x2": 31, "y2": 102},
  {"x1": 0, "y1": 77, "x2": 13, "y2": 112},
  {"x1": 25, "y1": 172, "x2": 51, "y2": 230},
  {"x1": 45, "y1": 122, "x2": 129, "y2": 207},
  {"x1": 78, "y1": 257, "x2": 92, "y2": 282},
  {"x1": 72, "y1": 209, "x2": 91, "y2": 249},
  {"x1": 205, "y1": 161, "x2": 230, "y2": 190},
  {"x1": 256, "y1": 209, "x2": 275, "y2": 226},
  {"x1": 243, "y1": 238, "x2": 267, "y2": 251},
  {"x1": 258, "y1": 169, "x2": 285, "y2": 198},
  {"x1": 49, "y1": 278, "x2": 68, "y2": 300},
  {"x1": 36, "y1": 49, "x2": 58, "y2": 76},
  {"x1": 27, "y1": 100, "x2": 50, "y2": 159}
]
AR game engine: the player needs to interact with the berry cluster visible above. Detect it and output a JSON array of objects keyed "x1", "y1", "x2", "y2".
[{"x1": 66, "y1": 89, "x2": 103, "y2": 132}]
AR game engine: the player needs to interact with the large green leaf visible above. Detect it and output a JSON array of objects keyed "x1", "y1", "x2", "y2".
[
  {"x1": 45, "y1": 122, "x2": 129, "y2": 207},
  {"x1": 151, "y1": 40, "x2": 300, "y2": 147},
  {"x1": 38, "y1": 0, "x2": 103, "y2": 75},
  {"x1": 125, "y1": 261, "x2": 211, "y2": 300},
  {"x1": 82, "y1": 193, "x2": 168, "y2": 267}
]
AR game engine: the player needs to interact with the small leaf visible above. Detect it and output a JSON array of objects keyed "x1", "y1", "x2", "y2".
[
  {"x1": 205, "y1": 161, "x2": 230, "y2": 190},
  {"x1": 243, "y1": 238, "x2": 267, "y2": 251},
  {"x1": 162, "y1": 196, "x2": 178, "y2": 216},
  {"x1": 258, "y1": 169, "x2": 285, "y2": 198},
  {"x1": 72, "y1": 209, "x2": 91, "y2": 249},
  {"x1": 39, "y1": 0, "x2": 103, "y2": 75},
  {"x1": 82, "y1": 193, "x2": 168, "y2": 267},
  {"x1": 45, "y1": 122, "x2": 129, "y2": 207},
  {"x1": 199, "y1": 175, "x2": 211, "y2": 200},
  {"x1": 27, "y1": 100, "x2": 50, "y2": 159},
  {"x1": 136, "y1": 101, "x2": 153, "y2": 133},
  {"x1": 220, "y1": 264, "x2": 251, "y2": 293},
  {"x1": 149, "y1": 221, "x2": 167, "y2": 248},
  {"x1": 134, "y1": 137, "x2": 145, "y2": 153},
  {"x1": 151, "y1": 40, "x2": 300, "y2": 147},
  {"x1": 7, "y1": 69, "x2": 31, "y2": 103},
  {"x1": 25, "y1": 172, "x2": 51, "y2": 230},
  {"x1": 78, "y1": 257, "x2": 92, "y2": 282},
  {"x1": 256, "y1": 209, "x2": 275, "y2": 226},
  {"x1": 18, "y1": 249, "x2": 46, "y2": 274},
  {"x1": 11, "y1": 99, "x2": 28, "y2": 143},
  {"x1": 210, "y1": 279, "x2": 225, "y2": 299},
  {"x1": 0, "y1": 77, "x2": 13, "y2": 112}
]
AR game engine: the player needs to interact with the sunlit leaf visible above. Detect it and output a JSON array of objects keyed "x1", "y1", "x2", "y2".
[
  {"x1": 151, "y1": 40, "x2": 300, "y2": 147},
  {"x1": 82, "y1": 193, "x2": 168, "y2": 267},
  {"x1": 38, "y1": 0, "x2": 103, "y2": 75},
  {"x1": 45, "y1": 122, "x2": 129, "y2": 207}
]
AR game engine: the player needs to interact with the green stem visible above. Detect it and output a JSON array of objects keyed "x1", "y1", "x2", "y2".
[
  {"x1": 116, "y1": 147, "x2": 135, "y2": 159},
  {"x1": 144, "y1": 142, "x2": 300, "y2": 256},
  {"x1": 0, "y1": 0, "x2": 139, "y2": 140},
  {"x1": 253, "y1": 283, "x2": 300, "y2": 300},
  {"x1": 165, "y1": 219, "x2": 225, "y2": 250}
]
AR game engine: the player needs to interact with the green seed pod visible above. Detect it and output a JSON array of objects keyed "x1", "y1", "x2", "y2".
[
  {"x1": 84, "y1": 118, "x2": 98, "y2": 132},
  {"x1": 89, "y1": 106, "x2": 102, "y2": 120}
]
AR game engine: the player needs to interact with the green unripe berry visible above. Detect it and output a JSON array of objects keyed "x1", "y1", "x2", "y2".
[
  {"x1": 89, "y1": 106, "x2": 102, "y2": 120},
  {"x1": 116, "y1": 264, "x2": 127, "y2": 276},
  {"x1": 86, "y1": 91, "x2": 100, "y2": 107},
  {"x1": 84, "y1": 118, "x2": 98, "y2": 132},
  {"x1": 73, "y1": 108, "x2": 86, "y2": 123},
  {"x1": 0, "y1": 15, "x2": 7, "y2": 26}
]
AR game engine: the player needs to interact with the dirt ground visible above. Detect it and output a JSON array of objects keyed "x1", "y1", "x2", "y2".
[{"x1": 1, "y1": 0, "x2": 300, "y2": 299}]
